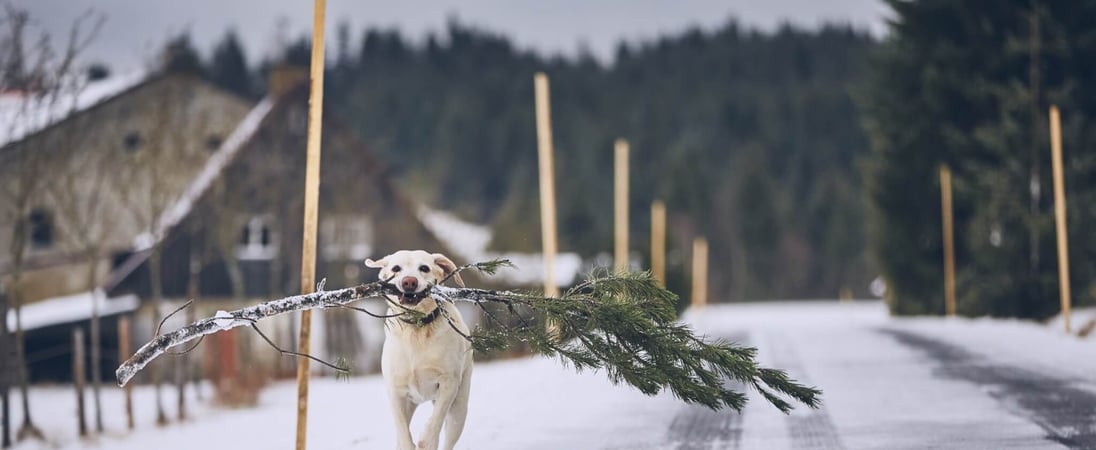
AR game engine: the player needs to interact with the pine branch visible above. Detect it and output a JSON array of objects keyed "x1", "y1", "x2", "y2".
[
  {"x1": 431, "y1": 269, "x2": 822, "y2": 412},
  {"x1": 116, "y1": 261, "x2": 822, "y2": 413}
]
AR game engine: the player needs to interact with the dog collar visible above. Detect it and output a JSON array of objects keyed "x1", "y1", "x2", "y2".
[{"x1": 400, "y1": 306, "x2": 442, "y2": 326}]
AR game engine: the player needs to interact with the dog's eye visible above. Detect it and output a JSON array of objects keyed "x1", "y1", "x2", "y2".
[
  {"x1": 391, "y1": 265, "x2": 401, "y2": 273},
  {"x1": 418, "y1": 265, "x2": 430, "y2": 273}
]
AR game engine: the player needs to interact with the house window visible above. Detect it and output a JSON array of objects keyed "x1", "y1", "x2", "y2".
[
  {"x1": 123, "y1": 132, "x2": 142, "y2": 153},
  {"x1": 206, "y1": 135, "x2": 222, "y2": 152},
  {"x1": 28, "y1": 208, "x2": 53, "y2": 249},
  {"x1": 320, "y1": 215, "x2": 373, "y2": 261},
  {"x1": 237, "y1": 216, "x2": 276, "y2": 260}
]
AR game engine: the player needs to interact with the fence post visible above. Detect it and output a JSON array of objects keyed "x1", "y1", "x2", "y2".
[
  {"x1": 295, "y1": 0, "x2": 327, "y2": 448},
  {"x1": 118, "y1": 316, "x2": 133, "y2": 430},
  {"x1": 650, "y1": 201, "x2": 666, "y2": 287},
  {"x1": 614, "y1": 139, "x2": 629, "y2": 273},
  {"x1": 939, "y1": 164, "x2": 956, "y2": 316},
  {"x1": 1049, "y1": 105, "x2": 1072, "y2": 333},
  {"x1": 691, "y1": 237, "x2": 708, "y2": 309},
  {"x1": 534, "y1": 72, "x2": 559, "y2": 298},
  {"x1": 72, "y1": 328, "x2": 87, "y2": 437}
]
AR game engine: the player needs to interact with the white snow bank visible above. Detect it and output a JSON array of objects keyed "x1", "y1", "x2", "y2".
[
  {"x1": 7, "y1": 290, "x2": 138, "y2": 331},
  {"x1": 417, "y1": 206, "x2": 582, "y2": 287}
]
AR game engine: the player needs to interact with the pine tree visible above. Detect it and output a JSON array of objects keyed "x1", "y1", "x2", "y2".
[
  {"x1": 209, "y1": 30, "x2": 253, "y2": 98},
  {"x1": 862, "y1": 0, "x2": 1096, "y2": 318}
]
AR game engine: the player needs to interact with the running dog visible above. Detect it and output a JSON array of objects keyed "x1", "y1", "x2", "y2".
[{"x1": 365, "y1": 250, "x2": 472, "y2": 450}]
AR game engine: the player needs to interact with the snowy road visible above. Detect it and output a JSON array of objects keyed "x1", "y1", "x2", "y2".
[{"x1": 12, "y1": 301, "x2": 1096, "y2": 450}]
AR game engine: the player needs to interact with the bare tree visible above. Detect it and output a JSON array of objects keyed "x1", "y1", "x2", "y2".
[
  {"x1": 44, "y1": 124, "x2": 113, "y2": 434},
  {"x1": 117, "y1": 60, "x2": 213, "y2": 425},
  {"x1": 0, "y1": 3, "x2": 102, "y2": 441}
]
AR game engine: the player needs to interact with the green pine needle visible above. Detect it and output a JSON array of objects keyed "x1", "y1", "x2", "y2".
[{"x1": 434, "y1": 262, "x2": 822, "y2": 413}]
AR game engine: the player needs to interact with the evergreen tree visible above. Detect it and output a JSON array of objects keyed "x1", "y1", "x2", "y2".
[
  {"x1": 862, "y1": 0, "x2": 1096, "y2": 318},
  {"x1": 209, "y1": 30, "x2": 253, "y2": 98}
]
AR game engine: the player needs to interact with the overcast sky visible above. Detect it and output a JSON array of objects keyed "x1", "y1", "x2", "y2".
[{"x1": 19, "y1": 0, "x2": 888, "y2": 72}]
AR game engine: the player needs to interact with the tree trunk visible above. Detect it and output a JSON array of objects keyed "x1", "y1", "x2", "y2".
[
  {"x1": 86, "y1": 254, "x2": 103, "y2": 433},
  {"x1": 72, "y1": 328, "x2": 87, "y2": 437},
  {"x1": 10, "y1": 274, "x2": 41, "y2": 442},
  {"x1": 148, "y1": 246, "x2": 168, "y2": 426},
  {"x1": 1, "y1": 285, "x2": 12, "y2": 448},
  {"x1": 178, "y1": 247, "x2": 202, "y2": 420}
]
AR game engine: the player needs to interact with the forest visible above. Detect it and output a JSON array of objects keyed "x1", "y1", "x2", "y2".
[{"x1": 191, "y1": 19, "x2": 878, "y2": 301}]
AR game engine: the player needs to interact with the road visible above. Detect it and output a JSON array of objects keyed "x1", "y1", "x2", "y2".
[
  {"x1": 16, "y1": 301, "x2": 1096, "y2": 450},
  {"x1": 619, "y1": 301, "x2": 1096, "y2": 450}
]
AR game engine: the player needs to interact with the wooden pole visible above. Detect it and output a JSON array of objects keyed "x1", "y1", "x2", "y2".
[
  {"x1": 534, "y1": 72, "x2": 559, "y2": 298},
  {"x1": 939, "y1": 164, "x2": 956, "y2": 317},
  {"x1": 650, "y1": 200, "x2": 666, "y2": 287},
  {"x1": 614, "y1": 139, "x2": 629, "y2": 273},
  {"x1": 295, "y1": 0, "x2": 326, "y2": 448},
  {"x1": 691, "y1": 237, "x2": 708, "y2": 309},
  {"x1": 118, "y1": 316, "x2": 133, "y2": 430},
  {"x1": 72, "y1": 327, "x2": 87, "y2": 437},
  {"x1": 1049, "y1": 105, "x2": 1072, "y2": 333}
]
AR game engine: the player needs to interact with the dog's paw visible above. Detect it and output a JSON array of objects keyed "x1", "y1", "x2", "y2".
[{"x1": 416, "y1": 438, "x2": 439, "y2": 450}]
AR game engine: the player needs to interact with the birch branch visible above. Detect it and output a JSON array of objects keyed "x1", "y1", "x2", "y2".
[
  {"x1": 115, "y1": 282, "x2": 392, "y2": 387},
  {"x1": 116, "y1": 260, "x2": 822, "y2": 412}
]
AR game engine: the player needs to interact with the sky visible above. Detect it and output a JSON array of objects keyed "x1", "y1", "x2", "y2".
[{"x1": 19, "y1": 0, "x2": 889, "y2": 73}]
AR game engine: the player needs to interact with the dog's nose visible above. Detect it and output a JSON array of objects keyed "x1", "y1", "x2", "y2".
[{"x1": 400, "y1": 276, "x2": 419, "y2": 292}]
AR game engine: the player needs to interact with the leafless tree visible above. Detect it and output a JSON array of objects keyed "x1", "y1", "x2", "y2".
[
  {"x1": 116, "y1": 62, "x2": 212, "y2": 425},
  {"x1": 44, "y1": 124, "x2": 114, "y2": 434},
  {"x1": 0, "y1": 2, "x2": 103, "y2": 442}
]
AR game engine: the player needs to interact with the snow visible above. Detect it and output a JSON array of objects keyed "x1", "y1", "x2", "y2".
[
  {"x1": 0, "y1": 70, "x2": 147, "y2": 148},
  {"x1": 417, "y1": 206, "x2": 583, "y2": 287},
  {"x1": 12, "y1": 300, "x2": 1094, "y2": 449},
  {"x1": 6, "y1": 290, "x2": 138, "y2": 331},
  {"x1": 133, "y1": 97, "x2": 274, "y2": 251},
  {"x1": 211, "y1": 310, "x2": 235, "y2": 329}
]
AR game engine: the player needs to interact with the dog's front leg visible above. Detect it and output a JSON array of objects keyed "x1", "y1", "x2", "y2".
[
  {"x1": 388, "y1": 391, "x2": 417, "y2": 450},
  {"x1": 417, "y1": 375, "x2": 460, "y2": 450}
]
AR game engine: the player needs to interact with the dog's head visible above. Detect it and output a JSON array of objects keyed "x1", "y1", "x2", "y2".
[{"x1": 365, "y1": 250, "x2": 464, "y2": 305}]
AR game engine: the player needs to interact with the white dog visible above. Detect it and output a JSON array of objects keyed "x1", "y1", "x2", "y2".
[{"x1": 365, "y1": 250, "x2": 473, "y2": 450}]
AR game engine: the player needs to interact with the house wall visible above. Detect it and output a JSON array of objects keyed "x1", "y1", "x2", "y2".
[{"x1": 0, "y1": 74, "x2": 253, "y2": 304}]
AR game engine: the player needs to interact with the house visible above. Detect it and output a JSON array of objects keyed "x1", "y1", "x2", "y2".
[{"x1": 0, "y1": 66, "x2": 462, "y2": 382}]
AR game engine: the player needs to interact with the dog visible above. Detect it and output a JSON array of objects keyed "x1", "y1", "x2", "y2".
[{"x1": 365, "y1": 250, "x2": 473, "y2": 450}]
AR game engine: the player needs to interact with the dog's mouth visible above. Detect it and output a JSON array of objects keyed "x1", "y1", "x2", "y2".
[{"x1": 396, "y1": 289, "x2": 429, "y2": 305}]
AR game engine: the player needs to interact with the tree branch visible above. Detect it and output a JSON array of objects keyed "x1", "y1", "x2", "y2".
[{"x1": 116, "y1": 261, "x2": 822, "y2": 413}]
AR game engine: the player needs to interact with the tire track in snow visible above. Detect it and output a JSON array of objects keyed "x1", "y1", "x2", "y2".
[
  {"x1": 882, "y1": 328, "x2": 1096, "y2": 449},
  {"x1": 665, "y1": 334, "x2": 747, "y2": 450},
  {"x1": 764, "y1": 333, "x2": 845, "y2": 450}
]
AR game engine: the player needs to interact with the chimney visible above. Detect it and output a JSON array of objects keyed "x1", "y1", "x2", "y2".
[{"x1": 267, "y1": 65, "x2": 308, "y2": 98}]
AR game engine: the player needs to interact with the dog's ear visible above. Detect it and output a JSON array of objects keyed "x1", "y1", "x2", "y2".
[
  {"x1": 364, "y1": 257, "x2": 387, "y2": 268},
  {"x1": 433, "y1": 253, "x2": 464, "y2": 288}
]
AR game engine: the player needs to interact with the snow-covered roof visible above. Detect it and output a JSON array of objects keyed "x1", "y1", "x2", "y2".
[
  {"x1": 133, "y1": 97, "x2": 275, "y2": 251},
  {"x1": 417, "y1": 206, "x2": 582, "y2": 287},
  {"x1": 7, "y1": 290, "x2": 139, "y2": 331},
  {"x1": 0, "y1": 69, "x2": 147, "y2": 148}
]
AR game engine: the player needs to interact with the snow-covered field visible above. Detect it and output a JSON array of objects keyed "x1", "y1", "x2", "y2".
[{"x1": 10, "y1": 300, "x2": 1096, "y2": 449}]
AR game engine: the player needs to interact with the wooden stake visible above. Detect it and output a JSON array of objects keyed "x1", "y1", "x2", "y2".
[
  {"x1": 118, "y1": 316, "x2": 133, "y2": 430},
  {"x1": 939, "y1": 164, "x2": 956, "y2": 317},
  {"x1": 691, "y1": 237, "x2": 708, "y2": 309},
  {"x1": 650, "y1": 200, "x2": 666, "y2": 287},
  {"x1": 72, "y1": 327, "x2": 87, "y2": 437},
  {"x1": 534, "y1": 72, "x2": 559, "y2": 298},
  {"x1": 614, "y1": 139, "x2": 630, "y2": 273},
  {"x1": 1049, "y1": 105, "x2": 1072, "y2": 333},
  {"x1": 296, "y1": 0, "x2": 326, "y2": 448}
]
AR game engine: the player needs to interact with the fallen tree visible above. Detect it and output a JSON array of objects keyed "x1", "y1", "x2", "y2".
[{"x1": 117, "y1": 260, "x2": 821, "y2": 412}]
